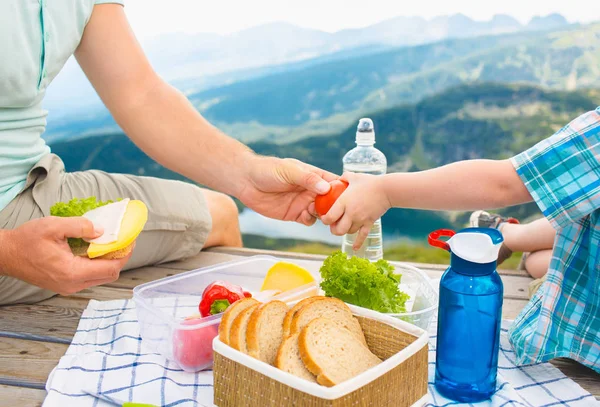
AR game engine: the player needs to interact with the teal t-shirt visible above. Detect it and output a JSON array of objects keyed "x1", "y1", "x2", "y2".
[{"x1": 0, "y1": 0, "x2": 124, "y2": 212}]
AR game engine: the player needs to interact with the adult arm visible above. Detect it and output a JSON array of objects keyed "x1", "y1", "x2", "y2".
[{"x1": 75, "y1": 5, "x2": 334, "y2": 225}]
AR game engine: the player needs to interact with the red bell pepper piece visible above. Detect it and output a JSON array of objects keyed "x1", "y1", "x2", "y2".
[{"x1": 198, "y1": 280, "x2": 252, "y2": 317}]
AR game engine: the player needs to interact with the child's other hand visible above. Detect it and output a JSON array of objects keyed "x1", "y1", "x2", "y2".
[{"x1": 320, "y1": 172, "x2": 391, "y2": 250}]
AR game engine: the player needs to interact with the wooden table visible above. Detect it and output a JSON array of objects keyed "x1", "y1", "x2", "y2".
[{"x1": 1, "y1": 247, "x2": 598, "y2": 406}]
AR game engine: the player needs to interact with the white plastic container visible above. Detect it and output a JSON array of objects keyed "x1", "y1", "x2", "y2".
[
  {"x1": 390, "y1": 263, "x2": 439, "y2": 330},
  {"x1": 133, "y1": 255, "x2": 319, "y2": 372}
]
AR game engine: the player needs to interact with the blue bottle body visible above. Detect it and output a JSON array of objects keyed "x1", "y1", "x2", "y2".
[{"x1": 434, "y1": 254, "x2": 503, "y2": 402}]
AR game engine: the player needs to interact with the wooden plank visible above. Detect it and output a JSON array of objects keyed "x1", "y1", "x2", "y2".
[
  {"x1": 0, "y1": 248, "x2": 596, "y2": 403},
  {"x1": 0, "y1": 303, "x2": 80, "y2": 344},
  {"x1": 0, "y1": 384, "x2": 45, "y2": 407},
  {"x1": 0, "y1": 338, "x2": 67, "y2": 389},
  {"x1": 207, "y1": 247, "x2": 531, "y2": 276},
  {"x1": 157, "y1": 249, "x2": 529, "y2": 318},
  {"x1": 104, "y1": 252, "x2": 248, "y2": 289},
  {"x1": 148, "y1": 250, "x2": 252, "y2": 272},
  {"x1": 104, "y1": 265, "x2": 198, "y2": 289},
  {"x1": 39, "y1": 286, "x2": 132, "y2": 310},
  {"x1": 0, "y1": 247, "x2": 531, "y2": 345},
  {"x1": 142, "y1": 249, "x2": 534, "y2": 300},
  {"x1": 0, "y1": 286, "x2": 133, "y2": 343},
  {"x1": 551, "y1": 358, "x2": 600, "y2": 399},
  {"x1": 502, "y1": 299, "x2": 528, "y2": 320},
  {"x1": 420, "y1": 269, "x2": 532, "y2": 301}
]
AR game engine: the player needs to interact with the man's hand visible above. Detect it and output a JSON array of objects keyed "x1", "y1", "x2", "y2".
[
  {"x1": 0, "y1": 217, "x2": 132, "y2": 295},
  {"x1": 239, "y1": 157, "x2": 338, "y2": 226}
]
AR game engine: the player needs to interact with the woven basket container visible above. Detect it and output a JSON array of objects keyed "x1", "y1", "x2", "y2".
[{"x1": 213, "y1": 304, "x2": 429, "y2": 407}]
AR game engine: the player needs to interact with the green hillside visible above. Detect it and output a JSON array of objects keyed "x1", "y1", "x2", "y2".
[
  {"x1": 192, "y1": 31, "x2": 543, "y2": 125},
  {"x1": 250, "y1": 83, "x2": 598, "y2": 173},
  {"x1": 192, "y1": 23, "x2": 600, "y2": 140},
  {"x1": 363, "y1": 24, "x2": 600, "y2": 110},
  {"x1": 49, "y1": 83, "x2": 599, "y2": 237}
]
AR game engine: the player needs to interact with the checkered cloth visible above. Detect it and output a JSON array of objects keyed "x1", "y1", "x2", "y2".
[
  {"x1": 509, "y1": 107, "x2": 600, "y2": 373},
  {"x1": 43, "y1": 299, "x2": 599, "y2": 406}
]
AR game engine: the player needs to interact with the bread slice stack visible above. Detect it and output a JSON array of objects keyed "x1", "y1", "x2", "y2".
[{"x1": 219, "y1": 295, "x2": 382, "y2": 387}]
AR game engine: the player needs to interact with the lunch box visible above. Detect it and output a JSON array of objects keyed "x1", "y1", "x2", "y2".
[
  {"x1": 133, "y1": 255, "x2": 319, "y2": 372},
  {"x1": 390, "y1": 263, "x2": 438, "y2": 330},
  {"x1": 213, "y1": 303, "x2": 430, "y2": 407}
]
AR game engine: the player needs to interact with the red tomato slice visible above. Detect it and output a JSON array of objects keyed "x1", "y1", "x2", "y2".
[
  {"x1": 315, "y1": 180, "x2": 349, "y2": 217},
  {"x1": 172, "y1": 318, "x2": 218, "y2": 371}
]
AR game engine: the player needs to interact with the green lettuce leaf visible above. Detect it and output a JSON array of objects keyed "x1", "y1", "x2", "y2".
[
  {"x1": 50, "y1": 197, "x2": 114, "y2": 251},
  {"x1": 319, "y1": 251, "x2": 410, "y2": 313}
]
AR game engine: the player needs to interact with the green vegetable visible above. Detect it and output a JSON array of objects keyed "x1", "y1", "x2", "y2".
[
  {"x1": 50, "y1": 197, "x2": 114, "y2": 251},
  {"x1": 50, "y1": 197, "x2": 114, "y2": 217},
  {"x1": 319, "y1": 251, "x2": 410, "y2": 313}
]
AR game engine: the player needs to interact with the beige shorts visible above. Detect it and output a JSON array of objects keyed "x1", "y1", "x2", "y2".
[{"x1": 0, "y1": 154, "x2": 212, "y2": 305}]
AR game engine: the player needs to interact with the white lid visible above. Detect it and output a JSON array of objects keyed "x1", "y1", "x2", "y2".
[
  {"x1": 447, "y1": 232, "x2": 502, "y2": 264},
  {"x1": 356, "y1": 118, "x2": 375, "y2": 144}
]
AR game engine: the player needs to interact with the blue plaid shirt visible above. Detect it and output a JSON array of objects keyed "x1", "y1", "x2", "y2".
[{"x1": 509, "y1": 107, "x2": 600, "y2": 373}]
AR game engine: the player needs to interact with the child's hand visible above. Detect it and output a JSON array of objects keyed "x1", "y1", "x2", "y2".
[{"x1": 320, "y1": 172, "x2": 391, "y2": 250}]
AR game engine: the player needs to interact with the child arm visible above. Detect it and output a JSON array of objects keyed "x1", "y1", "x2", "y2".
[
  {"x1": 382, "y1": 159, "x2": 532, "y2": 211},
  {"x1": 321, "y1": 159, "x2": 531, "y2": 249}
]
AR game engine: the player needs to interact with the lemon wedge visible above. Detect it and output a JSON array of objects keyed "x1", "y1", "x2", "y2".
[{"x1": 261, "y1": 261, "x2": 315, "y2": 292}]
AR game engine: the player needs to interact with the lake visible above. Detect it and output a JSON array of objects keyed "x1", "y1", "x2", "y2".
[{"x1": 238, "y1": 209, "x2": 421, "y2": 246}]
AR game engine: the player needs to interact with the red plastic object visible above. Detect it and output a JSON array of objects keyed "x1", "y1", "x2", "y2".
[
  {"x1": 172, "y1": 318, "x2": 218, "y2": 371},
  {"x1": 428, "y1": 229, "x2": 456, "y2": 251}
]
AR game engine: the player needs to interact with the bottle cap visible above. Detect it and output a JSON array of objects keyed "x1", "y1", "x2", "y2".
[
  {"x1": 447, "y1": 228, "x2": 504, "y2": 264},
  {"x1": 356, "y1": 118, "x2": 375, "y2": 144}
]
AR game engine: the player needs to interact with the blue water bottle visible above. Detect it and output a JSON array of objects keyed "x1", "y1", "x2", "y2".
[{"x1": 429, "y1": 227, "x2": 504, "y2": 402}]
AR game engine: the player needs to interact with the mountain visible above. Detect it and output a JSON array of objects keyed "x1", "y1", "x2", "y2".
[
  {"x1": 327, "y1": 13, "x2": 522, "y2": 50},
  {"x1": 526, "y1": 13, "x2": 569, "y2": 31},
  {"x1": 247, "y1": 83, "x2": 598, "y2": 173},
  {"x1": 43, "y1": 13, "x2": 570, "y2": 122},
  {"x1": 43, "y1": 43, "x2": 392, "y2": 143},
  {"x1": 145, "y1": 23, "x2": 334, "y2": 82},
  {"x1": 190, "y1": 31, "x2": 543, "y2": 126},
  {"x1": 144, "y1": 14, "x2": 568, "y2": 83},
  {"x1": 48, "y1": 83, "x2": 599, "y2": 236},
  {"x1": 44, "y1": 21, "x2": 596, "y2": 144},
  {"x1": 183, "y1": 22, "x2": 599, "y2": 133},
  {"x1": 247, "y1": 83, "x2": 599, "y2": 224}
]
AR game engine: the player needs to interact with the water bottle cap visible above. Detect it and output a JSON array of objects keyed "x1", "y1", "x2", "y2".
[
  {"x1": 447, "y1": 228, "x2": 504, "y2": 264},
  {"x1": 356, "y1": 118, "x2": 375, "y2": 144}
]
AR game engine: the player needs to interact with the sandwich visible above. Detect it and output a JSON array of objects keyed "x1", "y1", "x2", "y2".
[{"x1": 50, "y1": 197, "x2": 148, "y2": 259}]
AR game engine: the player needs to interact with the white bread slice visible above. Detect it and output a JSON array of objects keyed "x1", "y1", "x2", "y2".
[
  {"x1": 229, "y1": 303, "x2": 260, "y2": 354},
  {"x1": 246, "y1": 300, "x2": 288, "y2": 365},
  {"x1": 282, "y1": 296, "x2": 326, "y2": 338},
  {"x1": 73, "y1": 242, "x2": 135, "y2": 259},
  {"x1": 275, "y1": 333, "x2": 317, "y2": 383},
  {"x1": 219, "y1": 297, "x2": 260, "y2": 345},
  {"x1": 290, "y1": 297, "x2": 367, "y2": 346},
  {"x1": 299, "y1": 317, "x2": 382, "y2": 387}
]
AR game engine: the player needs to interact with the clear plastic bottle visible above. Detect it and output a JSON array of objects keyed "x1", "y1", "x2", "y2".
[{"x1": 341, "y1": 118, "x2": 387, "y2": 261}]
